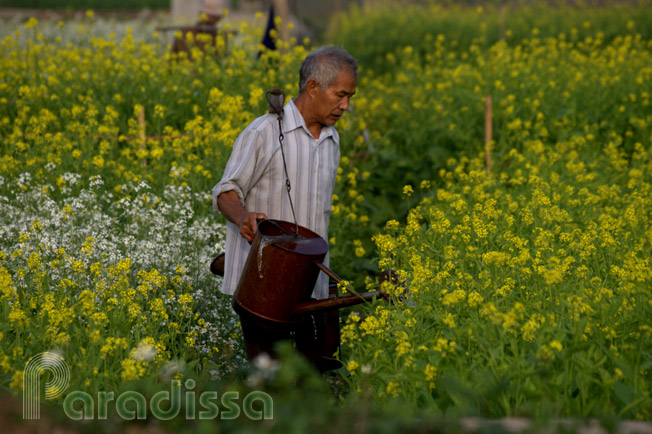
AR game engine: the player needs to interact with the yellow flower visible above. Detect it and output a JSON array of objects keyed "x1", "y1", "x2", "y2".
[
  {"x1": 386, "y1": 381, "x2": 400, "y2": 397},
  {"x1": 424, "y1": 363, "x2": 437, "y2": 387},
  {"x1": 442, "y1": 313, "x2": 455, "y2": 328},
  {"x1": 347, "y1": 360, "x2": 359, "y2": 374},
  {"x1": 384, "y1": 220, "x2": 400, "y2": 231},
  {"x1": 10, "y1": 370, "x2": 24, "y2": 390},
  {"x1": 24, "y1": 17, "x2": 38, "y2": 29}
]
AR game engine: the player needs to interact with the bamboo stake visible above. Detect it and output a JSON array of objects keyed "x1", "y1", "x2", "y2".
[{"x1": 485, "y1": 94, "x2": 492, "y2": 173}]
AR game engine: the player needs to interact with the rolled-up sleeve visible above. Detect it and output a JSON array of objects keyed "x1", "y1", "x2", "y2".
[{"x1": 212, "y1": 126, "x2": 265, "y2": 213}]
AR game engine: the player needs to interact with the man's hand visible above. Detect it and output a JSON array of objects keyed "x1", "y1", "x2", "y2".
[
  {"x1": 238, "y1": 211, "x2": 268, "y2": 243},
  {"x1": 216, "y1": 190, "x2": 267, "y2": 243}
]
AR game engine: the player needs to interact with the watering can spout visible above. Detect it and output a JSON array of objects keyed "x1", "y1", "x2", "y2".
[
  {"x1": 290, "y1": 261, "x2": 387, "y2": 317},
  {"x1": 291, "y1": 290, "x2": 385, "y2": 317}
]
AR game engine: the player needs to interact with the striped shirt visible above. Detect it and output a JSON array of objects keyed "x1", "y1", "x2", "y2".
[{"x1": 212, "y1": 98, "x2": 340, "y2": 299}]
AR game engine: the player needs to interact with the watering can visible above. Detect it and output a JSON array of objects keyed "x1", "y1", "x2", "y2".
[{"x1": 232, "y1": 219, "x2": 387, "y2": 369}]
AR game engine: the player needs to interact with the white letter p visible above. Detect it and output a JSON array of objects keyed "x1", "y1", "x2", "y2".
[{"x1": 23, "y1": 352, "x2": 70, "y2": 420}]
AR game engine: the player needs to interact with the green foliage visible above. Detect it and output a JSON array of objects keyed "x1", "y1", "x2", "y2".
[
  {"x1": 325, "y1": 2, "x2": 652, "y2": 288},
  {"x1": 329, "y1": 2, "x2": 652, "y2": 74},
  {"x1": 0, "y1": 0, "x2": 169, "y2": 9}
]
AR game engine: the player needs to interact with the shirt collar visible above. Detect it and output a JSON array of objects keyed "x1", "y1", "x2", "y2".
[{"x1": 283, "y1": 98, "x2": 335, "y2": 143}]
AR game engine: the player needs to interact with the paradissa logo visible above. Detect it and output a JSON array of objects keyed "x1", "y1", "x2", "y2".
[
  {"x1": 24, "y1": 352, "x2": 273, "y2": 421},
  {"x1": 63, "y1": 379, "x2": 273, "y2": 420}
]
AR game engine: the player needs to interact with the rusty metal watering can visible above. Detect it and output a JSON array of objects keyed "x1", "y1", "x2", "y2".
[
  {"x1": 232, "y1": 219, "x2": 386, "y2": 370},
  {"x1": 233, "y1": 219, "x2": 384, "y2": 322}
]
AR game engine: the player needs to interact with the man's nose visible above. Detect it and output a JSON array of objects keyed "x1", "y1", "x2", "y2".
[{"x1": 340, "y1": 97, "x2": 350, "y2": 111}]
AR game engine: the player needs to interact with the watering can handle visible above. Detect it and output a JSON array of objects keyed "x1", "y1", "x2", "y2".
[
  {"x1": 314, "y1": 262, "x2": 368, "y2": 299},
  {"x1": 314, "y1": 262, "x2": 343, "y2": 284},
  {"x1": 314, "y1": 262, "x2": 392, "y2": 303}
]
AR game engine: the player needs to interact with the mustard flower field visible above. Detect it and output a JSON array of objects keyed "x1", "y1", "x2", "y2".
[
  {"x1": 1, "y1": 2, "x2": 651, "y2": 428},
  {"x1": 334, "y1": 2, "x2": 652, "y2": 418},
  {"x1": 344, "y1": 143, "x2": 652, "y2": 417}
]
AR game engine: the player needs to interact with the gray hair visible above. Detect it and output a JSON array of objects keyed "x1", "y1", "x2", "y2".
[{"x1": 298, "y1": 46, "x2": 358, "y2": 94}]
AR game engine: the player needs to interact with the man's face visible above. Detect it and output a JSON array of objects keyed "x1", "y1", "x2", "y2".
[{"x1": 313, "y1": 68, "x2": 357, "y2": 127}]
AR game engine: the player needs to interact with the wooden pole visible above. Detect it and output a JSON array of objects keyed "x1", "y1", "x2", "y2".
[
  {"x1": 272, "y1": 0, "x2": 290, "y2": 44},
  {"x1": 138, "y1": 106, "x2": 147, "y2": 167},
  {"x1": 485, "y1": 95, "x2": 492, "y2": 173}
]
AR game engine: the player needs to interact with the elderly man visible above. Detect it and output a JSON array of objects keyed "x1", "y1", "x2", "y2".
[{"x1": 212, "y1": 46, "x2": 357, "y2": 365}]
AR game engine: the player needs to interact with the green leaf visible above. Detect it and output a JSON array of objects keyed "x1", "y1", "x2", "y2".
[{"x1": 613, "y1": 381, "x2": 635, "y2": 405}]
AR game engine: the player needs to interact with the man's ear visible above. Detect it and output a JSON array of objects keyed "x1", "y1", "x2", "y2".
[{"x1": 305, "y1": 78, "x2": 321, "y2": 98}]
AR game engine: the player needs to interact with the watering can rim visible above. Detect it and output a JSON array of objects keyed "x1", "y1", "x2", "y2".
[{"x1": 257, "y1": 219, "x2": 329, "y2": 256}]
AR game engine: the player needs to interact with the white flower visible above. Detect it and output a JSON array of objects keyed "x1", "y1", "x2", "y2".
[{"x1": 132, "y1": 341, "x2": 157, "y2": 361}]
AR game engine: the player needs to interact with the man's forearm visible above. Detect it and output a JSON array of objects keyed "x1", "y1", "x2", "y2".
[{"x1": 216, "y1": 190, "x2": 248, "y2": 226}]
